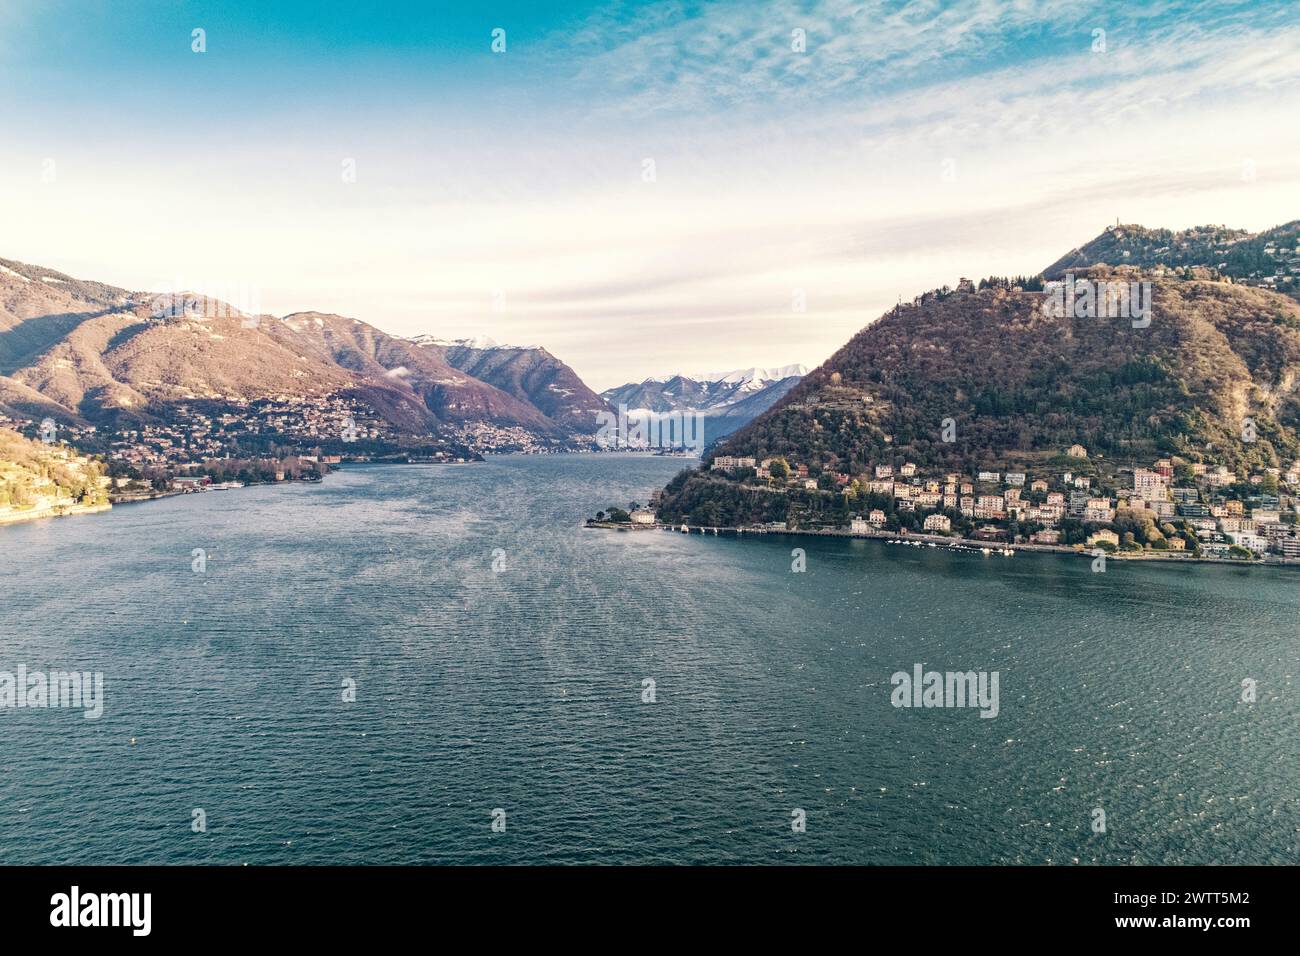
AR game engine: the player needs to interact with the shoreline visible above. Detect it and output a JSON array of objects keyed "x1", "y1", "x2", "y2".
[
  {"x1": 0, "y1": 501, "x2": 112, "y2": 527},
  {"x1": 0, "y1": 456, "x2": 491, "y2": 528},
  {"x1": 584, "y1": 520, "x2": 1298, "y2": 569}
]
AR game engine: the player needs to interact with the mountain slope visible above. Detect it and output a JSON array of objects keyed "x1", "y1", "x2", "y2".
[
  {"x1": 698, "y1": 373, "x2": 804, "y2": 442},
  {"x1": 269, "y1": 313, "x2": 558, "y2": 433},
  {"x1": 660, "y1": 267, "x2": 1300, "y2": 524},
  {"x1": 599, "y1": 365, "x2": 807, "y2": 441},
  {"x1": 1045, "y1": 221, "x2": 1300, "y2": 300},
  {"x1": 414, "y1": 338, "x2": 609, "y2": 430},
  {"x1": 0, "y1": 257, "x2": 596, "y2": 441}
]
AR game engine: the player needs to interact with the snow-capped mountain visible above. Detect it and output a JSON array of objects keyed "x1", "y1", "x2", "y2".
[
  {"x1": 599, "y1": 365, "x2": 808, "y2": 442},
  {"x1": 407, "y1": 334, "x2": 540, "y2": 351},
  {"x1": 692, "y1": 365, "x2": 809, "y2": 391}
]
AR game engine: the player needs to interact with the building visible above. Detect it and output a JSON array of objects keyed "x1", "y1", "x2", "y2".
[
  {"x1": 1083, "y1": 498, "x2": 1115, "y2": 523},
  {"x1": 1087, "y1": 529, "x2": 1119, "y2": 548},
  {"x1": 1276, "y1": 536, "x2": 1300, "y2": 558},
  {"x1": 629, "y1": 509, "x2": 656, "y2": 524},
  {"x1": 1005, "y1": 472, "x2": 1026, "y2": 486},
  {"x1": 1030, "y1": 529, "x2": 1060, "y2": 544},
  {"x1": 1030, "y1": 479, "x2": 1049, "y2": 493},
  {"x1": 1067, "y1": 444, "x2": 1088, "y2": 458},
  {"x1": 712, "y1": 455, "x2": 756, "y2": 471},
  {"x1": 850, "y1": 516, "x2": 870, "y2": 535},
  {"x1": 923, "y1": 514, "x2": 951, "y2": 532},
  {"x1": 900, "y1": 462, "x2": 916, "y2": 477},
  {"x1": 868, "y1": 509, "x2": 887, "y2": 527},
  {"x1": 1205, "y1": 466, "x2": 1235, "y2": 488},
  {"x1": 977, "y1": 471, "x2": 1000, "y2": 484},
  {"x1": 1133, "y1": 468, "x2": 1168, "y2": 502},
  {"x1": 1227, "y1": 531, "x2": 1269, "y2": 554}
]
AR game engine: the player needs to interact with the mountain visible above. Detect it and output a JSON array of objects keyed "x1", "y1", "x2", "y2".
[
  {"x1": 657, "y1": 259, "x2": 1300, "y2": 524},
  {"x1": 0, "y1": 257, "x2": 600, "y2": 443},
  {"x1": 600, "y1": 365, "x2": 806, "y2": 442},
  {"x1": 1044, "y1": 221, "x2": 1300, "y2": 300},
  {"x1": 412, "y1": 337, "x2": 610, "y2": 431}
]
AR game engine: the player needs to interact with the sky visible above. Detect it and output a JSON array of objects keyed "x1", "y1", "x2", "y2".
[{"x1": 2, "y1": 0, "x2": 1300, "y2": 390}]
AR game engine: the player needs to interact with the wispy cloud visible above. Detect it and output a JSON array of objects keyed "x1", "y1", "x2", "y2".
[{"x1": 1, "y1": 0, "x2": 1298, "y2": 389}]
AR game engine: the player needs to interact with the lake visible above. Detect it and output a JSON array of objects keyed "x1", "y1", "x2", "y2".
[{"x1": 0, "y1": 454, "x2": 1295, "y2": 864}]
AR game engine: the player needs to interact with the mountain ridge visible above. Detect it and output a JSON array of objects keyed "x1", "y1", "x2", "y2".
[
  {"x1": 0, "y1": 256, "x2": 602, "y2": 445},
  {"x1": 600, "y1": 366, "x2": 808, "y2": 443}
]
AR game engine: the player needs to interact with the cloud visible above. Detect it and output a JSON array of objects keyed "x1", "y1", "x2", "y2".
[{"x1": 2, "y1": 0, "x2": 1299, "y2": 391}]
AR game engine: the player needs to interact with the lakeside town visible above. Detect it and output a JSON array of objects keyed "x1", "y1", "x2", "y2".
[
  {"x1": 593, "y1": 444, "x2": 1300, "y2": 565},
  {"x1": 0, "y1": 389, "x2": 561, "y2": 525},
  {"x1": 0, "y1": 391, "x2": 543, "y2": 471}
]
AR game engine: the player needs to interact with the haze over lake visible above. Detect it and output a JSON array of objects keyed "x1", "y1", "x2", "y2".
[{"x1": 0, "y1": 455, "x2": 1294, "y2": 864}]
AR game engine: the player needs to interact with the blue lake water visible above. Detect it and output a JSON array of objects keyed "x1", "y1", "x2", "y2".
[{"x1": 0, "y1": 454, "x2": 1295, "y2": 864}]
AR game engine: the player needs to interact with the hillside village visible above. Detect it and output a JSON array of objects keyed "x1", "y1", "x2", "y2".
[
  {"x1": 655, "y1": 444, "x2": 1300, "y2": 561},
  {"x1": 0, "y1": 428, "x2": 111, "y2": 524}
]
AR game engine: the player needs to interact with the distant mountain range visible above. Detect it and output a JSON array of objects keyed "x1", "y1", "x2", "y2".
[
  {"x1": 0, "y1": 255, "x2": 804, "y2": 453},
  {"x1": 600, "y1": 366, "x2": 807, "y2": 443},
  {"x1": 657, "y1": 221, "x2": 1300, "y2": 523},
  {"x1": 0, "y1": 257, "x2": 599, "y2": 443}
]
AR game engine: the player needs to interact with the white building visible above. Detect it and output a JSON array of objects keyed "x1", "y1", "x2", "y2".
[{"x1": 923, "y1": 514, "x2": 952, "y2": 532}]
